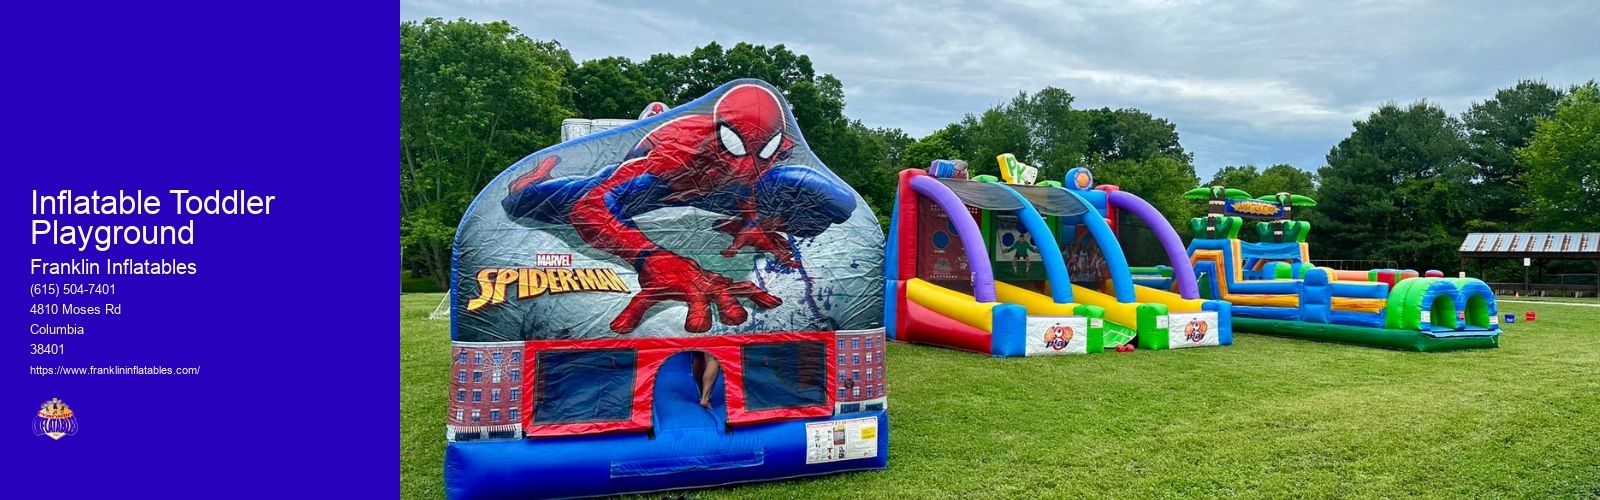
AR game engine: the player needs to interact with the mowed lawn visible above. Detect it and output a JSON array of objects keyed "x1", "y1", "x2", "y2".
[{"x1": 401, "y1": 293, "x2": 1600, "y2": 498}]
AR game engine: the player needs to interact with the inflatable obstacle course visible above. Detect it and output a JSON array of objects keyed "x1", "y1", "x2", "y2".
[
  {"x1": 446, "y1": 79, "x2": 888, "y2": 499},
  {"x1": 1181, "y1": 186, "x2": 1501, "y2": 351}
]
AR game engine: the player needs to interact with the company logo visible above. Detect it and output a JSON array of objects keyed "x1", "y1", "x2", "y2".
[
  {"x1": 1042, "y1": 324, "x2": 1074, "y2": 350},
  {"x1": 32, "y1": 398, "x2": 79, "y2": 440},
  {"x1": 535, "y1": 253, "x2": 573, "y2": 268},
  {"x1": 465, "y1": 264, "x2": 632, "y2": 312},
  {"x1": 1183, "y1": 319, "x2": 1209, "y2": 343}
]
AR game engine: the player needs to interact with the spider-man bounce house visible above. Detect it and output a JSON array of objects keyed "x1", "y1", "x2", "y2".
[{"x1": 445, "y1": 79, "x2": 888, "y2": 499}]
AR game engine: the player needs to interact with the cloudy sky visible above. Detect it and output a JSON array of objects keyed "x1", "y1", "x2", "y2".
[{"x1": 400, "y1": 0, "x2": 1599, "y2": 178}]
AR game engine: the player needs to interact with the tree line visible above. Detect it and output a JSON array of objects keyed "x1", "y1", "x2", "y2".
[
  {"x1": 402, "y1": 17, "x2": 1598, "y2": 288},
  {"x1": 1312, "y1": 81, "x2": 1598, "y2": 281}
]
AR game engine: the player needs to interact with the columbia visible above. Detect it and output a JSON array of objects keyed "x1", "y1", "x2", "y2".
[{"x1": 31, "y1": 324, "x2": 84, "y2": 335}]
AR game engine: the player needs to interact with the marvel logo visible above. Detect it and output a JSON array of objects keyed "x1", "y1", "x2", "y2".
[{"x1": 536, "y1": 254, "x2": 573, "y2": 267}]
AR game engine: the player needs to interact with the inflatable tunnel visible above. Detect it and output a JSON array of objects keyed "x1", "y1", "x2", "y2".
[{"x1": 445, "y1": 79, "x2": 888, "y2": 499}]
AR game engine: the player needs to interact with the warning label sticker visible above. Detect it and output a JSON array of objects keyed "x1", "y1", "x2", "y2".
[
  {"x1": 1167, "y1": 312, "x2": 1220, "y2": 348},
  {"x1": 1025, "y1": 315, "x2": 1089, "y2": 356},
  {"x1": 806, "y1": 417, "x2": 879, "y2": 464}
]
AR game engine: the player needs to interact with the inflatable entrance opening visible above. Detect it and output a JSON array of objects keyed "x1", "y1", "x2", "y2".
[{"x1": 444, "y1": 79, "x2": 888, "y2": 499}]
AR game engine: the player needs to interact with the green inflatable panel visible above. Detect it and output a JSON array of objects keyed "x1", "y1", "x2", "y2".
[
  {"x1": 1234, "y1": 318, "x2": 1497, "y2": 352},
  {"x1": 1101, "y1": 322, "x2": 1136, "y2": 348}
]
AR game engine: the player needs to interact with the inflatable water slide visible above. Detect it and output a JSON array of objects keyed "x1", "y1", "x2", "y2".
[
  {"x1": 1177, "y1": 186, "x2": 1501, "y2": 351},
  {"x1": 884, "y1": 159, "x2": 1231, "y2": 356}
]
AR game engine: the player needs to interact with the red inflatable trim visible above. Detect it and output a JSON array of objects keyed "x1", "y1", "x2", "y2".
[
  {"x1": 903, "y1": 300, "x2": 992, "y2": 354},
  {"x1": 521, "y1": 332, "x2": 837, "y2": 437},
  {"x1": 892, "y1": 280, "x2": 910, "y2": 342}
]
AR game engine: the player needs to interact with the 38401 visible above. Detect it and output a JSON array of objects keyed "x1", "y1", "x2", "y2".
[{"x1": 31, "y1": 344, "x2": 64, "y2": 355}]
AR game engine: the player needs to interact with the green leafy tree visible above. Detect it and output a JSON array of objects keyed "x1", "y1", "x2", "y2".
[
  {"x1": 1208, "y1": 165, "x2": 1262, "y2": 192},
  {"x1": 1207, "y1": 164, "x2": 1316, "y2": 201},
  {"x1": 1096, "y1": 155, "x2": 1199, "y2": 229},
  {"x1": 1461, "y1": 80, "x2": 1566, "y2": 230},
  {"x1": 568, "y1": 56, "x2": 667, "y2": 118},
  {"x1": 901, "y1": 129, "x2": 962, "y2": 171},
  {"x1": 1518, "y1": 85, "x2": 1600, "y2": 231},
  {"x1": 1257, "y1": 164, "x2": 1317, "y2": 194},
  {"x1": 561, "y1": 41, "x2": 895, "y2": 226},
  {"x1": 918, "y1": 89, "x2": 1197, "y2": 228},
  {"x1": 825, "y1": 121, "x2": 911, "y2": 225},
  {"x1": 1021, "y1": 87, "x2": 1091, "y2": 182},
  {"x1": 867, "y1": 126, "x2": 914, "y2": 169},
  {"x1": 1316, "y1": 101, "x2": 1473, "y2": 269},
  {"x1": 959, "y1": 105, "x2": 1033, "y2": 178},
  {"x1": 784, "y1": 74, "x2": 851, "y2": 166},
  {"x1": 1076, "y1": 104, "x2": 1198, "y2": 229},
  {"x1": 1083, "y1": 107, "x2": 1192, "y2": 164},
  {"x1": 400, "y1": 18, "x2": 575, "y2": 289},
  {"x1": 633, "y1": 42, "x2": 828, "y2": 104},
  {"x1": 928, "y1": 87, "x2": 1097, "y2": 183}
]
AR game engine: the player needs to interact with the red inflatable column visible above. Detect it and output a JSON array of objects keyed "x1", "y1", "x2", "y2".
[
  {"x1": 1376, "y1": 270, "x2": 1397, "y2": 290},
  {"x1": 896, "y1": 169, "x2": 924, "y2": 281},
  {"x1": 892, "y1": 169, "x2": 924, "y2": 341}
]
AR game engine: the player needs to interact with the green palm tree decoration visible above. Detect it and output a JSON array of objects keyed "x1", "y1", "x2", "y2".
[
  {"x1": 1254, "y1": 192, "x2": 1318, "y2": 243},
  {"x1": 1183, "y1": 187, "x2": 1253, "y2": 201},
  {"x1": 1253, "y1": 193, "x2": 1318, "y2": 218},
  {"x1": 1186, "y1": 185, "x2": 1253, "y2": 238}
]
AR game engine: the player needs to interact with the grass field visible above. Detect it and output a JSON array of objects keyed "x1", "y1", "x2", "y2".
[
  {"x1": 401, "y1": 271, "x2": 445, "y2": 293},
  {"x1": 1499, "y1": 296, "x2": 1600, "y2": 305},
  {"x1": 401, "y1": 293, "x2": 1600, "y2": 498}
]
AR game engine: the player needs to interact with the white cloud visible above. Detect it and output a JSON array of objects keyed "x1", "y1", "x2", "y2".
[{"x1": 402, "y1": 0, "x2": 1600, "y2": 177}]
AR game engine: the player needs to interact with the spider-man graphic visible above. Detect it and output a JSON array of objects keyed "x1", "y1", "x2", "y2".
[{"x1": 501, "y1": 84, "x2": 856, "y2": 334}]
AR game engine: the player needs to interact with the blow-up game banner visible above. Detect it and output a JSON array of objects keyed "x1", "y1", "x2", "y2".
[
  {"x1": 1064, "y1": 230, "x2": 1110, "y2": 284},
  {"x1": 1025, "y1": 316, "x2": 1090, "y2": 356},
  {"x1": 1167, "y1": 312, "x2": 1221, "y2": 348},
  {"x1": 992, "y1": 213, "x2": 1046, "y2": 281},
  {"x1": 916, "y1": 197, "x2": 979, "y2": 283},
  {"x1": 453, "y1": 80, "x2": 885, "y2": 341}
]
